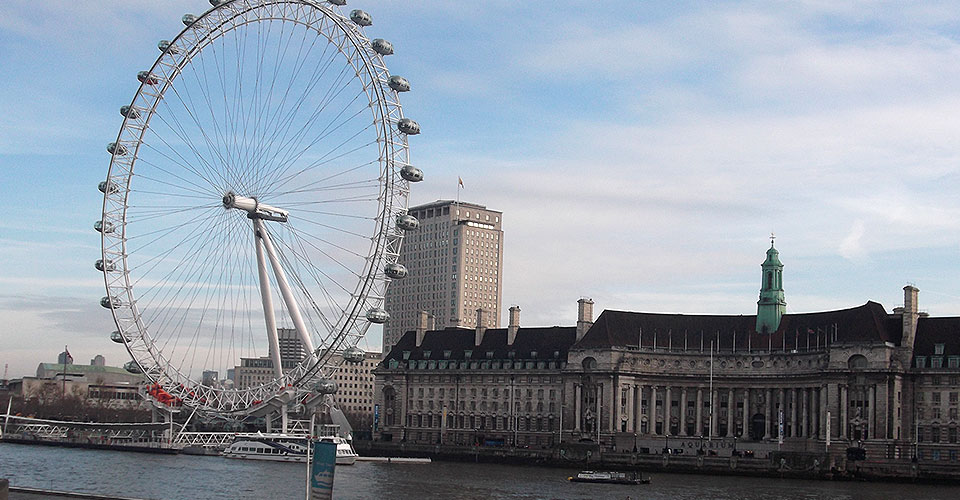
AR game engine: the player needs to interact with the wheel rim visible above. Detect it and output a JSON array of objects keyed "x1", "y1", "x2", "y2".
[{"x1": 99, "y1": 0, "x2": 414, "y2": 415}]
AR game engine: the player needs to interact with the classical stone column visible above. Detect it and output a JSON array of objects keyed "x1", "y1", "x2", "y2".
[
  {"x1": 840, "y1": 385, "x2": 848, "y2": 439},
  {"x1": 710, "y1": 388, "x2": 719, "y2": 437},
  {"x1": 626, "y1": 384, "x2": 635, "y2": 433},
  {"x1": 650, "y1": 386, "x2": 658, "y2": 436},
  {"x1": 817, "y1": 384, "x2": 833, "y2": 440},
  {"x1": 679, "y1": 387, "x2": 688, "y2": 436},
  {"x1": 892, "y1": 376, "x2": 903, "y2": 440},
  {"x1": 790, "y1": 388, "x2": 798, "y2": 438},
  {"x1": 634, "y1": 385, "x2": 643, "y2": 434},
  {"x1": 695, "y1": 388, "x2": 703, "y2": 436},
  {"x1": 666, "y1": 386, "x2": 675, "y2": 435},
  {"x1": 868, "y1": 384, "x2": 876, "y2": 440},
  {"x1": 742, "y1": 388, "x2": 751, "y2": 437},
  {"x1": 574, "y1": 384, "x2": 581, "y2": 431},
  {"x1": 801, "y1": 388, "x2": 809, "y2": 438},
  {"x1": 764, "y1": 388, "x2": 772, "y2": 439},
  {"x1": 726, "y1": 388, "x2": 735, "y2": 436},
  {"x1": 876, "y1": 378, "x2": 889, "y2": 440}
]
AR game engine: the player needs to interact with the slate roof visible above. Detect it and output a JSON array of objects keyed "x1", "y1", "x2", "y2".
[
  {"x1": 575, "y1": 301, "x2": 902, "y2": 350},
  {"x1": 913, "y1": 316, "x2": 960, "y2": 357},
  {"x1": 382, "y1": 326, "x2": 577, "y2": 363}
]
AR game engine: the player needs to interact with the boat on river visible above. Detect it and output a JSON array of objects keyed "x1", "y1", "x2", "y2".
[
  {"x1": 567, "y1": 470, "x2": 650, "y2": 485},
  {"x1": 222, "y1": 432, "x2": 357, "y2": 465}
]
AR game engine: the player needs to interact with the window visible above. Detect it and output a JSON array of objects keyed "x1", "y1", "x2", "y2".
[
  {"x1": 935, "y1": 343, "x2": 945, "y2": 355},
  {"x1": 916, "y1": 356, "x2": 927, "y2": 368}
]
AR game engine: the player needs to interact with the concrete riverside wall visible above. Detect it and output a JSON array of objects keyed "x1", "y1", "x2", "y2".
[{"x1": 354, "y1": 441, "x2": 960, "y2": 484}]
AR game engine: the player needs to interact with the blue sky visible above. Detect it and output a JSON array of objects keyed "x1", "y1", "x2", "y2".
[{"x1": 2, "y1": 0, "x2": 960, "y2": 377}]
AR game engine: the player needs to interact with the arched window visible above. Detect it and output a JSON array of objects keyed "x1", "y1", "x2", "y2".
[
  {"x1": 582, "y1": 357, "x2": 597, "y2": 371},
  {"x1": 847, "y1": 355, "x2": 868, "y2": 370}
]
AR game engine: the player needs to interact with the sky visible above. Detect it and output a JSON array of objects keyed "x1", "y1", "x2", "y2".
[{"x1": 2, "y1": 0, "x2": 960, "y2": 378}]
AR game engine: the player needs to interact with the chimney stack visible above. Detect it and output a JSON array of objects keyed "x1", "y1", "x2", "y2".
[
  {"x1": 576, "y1": 298, "x2": 594, "y2": 342},
  {"x1": 901, "y1": 285, "x2": 920, "y2": 349},
  {"x1": 508, "y1": 305, "x2": 521, "y2": 345},
  {"x1": 416, "y1": 310, "x2": 429, "y2": 347},
  {"x1": 475, "y1": 308, "x2": 487, "y2": 346},
  {"x1": 427, "y1": 313, "x2": 436, "y2": 331}
]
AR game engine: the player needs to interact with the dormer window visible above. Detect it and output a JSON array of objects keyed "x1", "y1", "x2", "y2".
[
  {"x1": 508, "y1": 351, "x2": 516, "y2": 359},
  {"x1": 486, "y1": 351, "x2": 494, "y2": 359},
  {"x1": 423, "y1": 350, "x2": 431, "y2": 359},
  {"x1": 935, "y1": 343, "x2": 945, "y2": 355},
  {"x1": 530, "y1": 351, "x2": 538, "y2": 359},
  {"x1": 464, "y1": 350, "x2": 472, "y2": 359},
  {"x1": 402, "y1": 351, "x2": 411, "y2": 360},
  {"x1": 443, "y1": 350, "x2": 451, "y2": 359}
]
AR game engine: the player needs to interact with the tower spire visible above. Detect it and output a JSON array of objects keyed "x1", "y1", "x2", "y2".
[{"x1": 756, "y1": 237, "x2": 786, "y2": 334}]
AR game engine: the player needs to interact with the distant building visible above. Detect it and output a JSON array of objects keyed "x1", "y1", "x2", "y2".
[
  {"x1": 8, "y1": 359, "x2": 147, "y2": 410},
  {"x1": 278, "y1": 327, "x2": 306, "y2": 366},
  {"x1": 57, "y1": 350, "x2": 73, "y2": 365},
  {"x1": 233, "y1": 328, "x2": 310, "y2": 389},
  {"x1": 91, "y1": 354, "x2": 106, "y2": 367},
  {"x1": 202, "y1": 370, "x2": 219, "y2": 386},
  {"x1": 331, "y1": 350, "x2": 381, "y2": 433},
  {"x1": 382, "y1": 200, "x2": 504, "y2": 355},
  {"x1": 376, "y1": 243, "x2": 960, "y2": 466}
]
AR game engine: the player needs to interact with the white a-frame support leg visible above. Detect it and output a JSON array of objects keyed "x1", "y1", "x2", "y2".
[
  {"x1": 253, "y1": 219, "x2": 284, "y2": 379},
  {"x1": 254, "y1": 218, "x2": 318, "y2": 366}
]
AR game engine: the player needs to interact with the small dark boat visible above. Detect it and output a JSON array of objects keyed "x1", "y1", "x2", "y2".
[{"x1": 567, "y1": 470, "x2": 651, "y2": 485}]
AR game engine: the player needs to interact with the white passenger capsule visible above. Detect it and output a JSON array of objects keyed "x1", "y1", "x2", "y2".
[
  {"x1": 182, "y1": 14, "x2": 198, "y2": 26},
  {"x1": 95, "y1": 259, "x2": 116, "y2": 272},
  {"x1": 399, "y1": 164, "x2": 423, "y2": 182},
  {"x1": 158, "y1": 40, "x2": 179, "y2": 54},
  {"x1": 123, "y1": 361, "x2": 143, "y2": 374},
  {"x1": 98, "y1": 180, "x2": 119, "y2": 194},
  {"x1": 110, "y1": 330, "x2": 130, "y2": 344},
  {"x1": 365, "y1": 307, "x2": 390, "y2": 324},
  {"x1": 107, "y1": 142, "x2": 128, "y2": 156},
  {"x1": 396, "y1": 213, "x2": 419, "y2": 230},
  {"x1": 120, "y1": 105, "x2": 140, "y2": 119},
  {"x1": 137, "y1": 71, "x2": 159, "y2": 85},
  {"x1": 328, "y1": 0, "x2": 346, "y2": 5},
  {"x1": 314, "y1": 379, "x2": 338, "y2": 394},
  {"x1": 100, "y1": 296, "x2": 121, "y2": 309},
  {"x1": 371, "y1": 39, "x2": 394, "y2": 56},
  {"x1": 398, "y1": 118, "x2": 420, "y2": 135},
  {"x1": 350, "y1": 9, "x2": 371, "y2": 26},
  {"x1": 209, "y1": 0, "x2": 226, "y2": 6},
  {"x1": 388, "y1": 75, "x2": 410, "y2": 92},
  {"x1": 384, "y1": 263, "x2": 408, "y2": 279},
  {"x1": 94, "y1": 221, "x2": 115, "y2": 234},
  {"x1": 342, "y1": 346, "x2": 366, "y2": 363}
]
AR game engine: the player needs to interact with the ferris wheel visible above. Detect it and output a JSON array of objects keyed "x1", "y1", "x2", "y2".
[{"x1": 96, "y1": 0, "x2": 423, "y2": 415}]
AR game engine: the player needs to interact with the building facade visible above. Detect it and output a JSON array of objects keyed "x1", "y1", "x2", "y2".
[
  {"x1": 382, "y1": 200, "x2": 503, "y2": 355},
  {"x1": 330, "y1": 350, "x2": 381, "y2": 432},
  {"x1": 375, "y1": 244, "x2": 960, "y2": 465},
  {"x1": 375, "y1": 305, "x2": 578, "y2": 446}
]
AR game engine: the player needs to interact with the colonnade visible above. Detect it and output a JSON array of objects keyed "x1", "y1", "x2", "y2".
[{"x1": 573, "y1": 382, "x2": 836, "y2": 441}]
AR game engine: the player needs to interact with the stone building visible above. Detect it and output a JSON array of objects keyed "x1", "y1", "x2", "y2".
[
  {"x1": 375, "y1": 243, "x2": 960, "y2": 464},
  {"x1": 375, "y1": 307, "x2": 576, "y2": 446},
  {"x1": 330, "y1": 350, "x2": 381, "y2": 432},
  {"x1": 382, "y1": 200, "x2": 504, "y2": 355}
]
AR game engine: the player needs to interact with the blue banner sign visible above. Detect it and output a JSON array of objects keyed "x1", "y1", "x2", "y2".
[{"x1": 309, "y1": 440, "x2": 336, "y2": 500}]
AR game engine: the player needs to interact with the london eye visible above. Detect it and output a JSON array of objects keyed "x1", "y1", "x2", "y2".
[{"x1": 96, "y1": 0, "x2": 423, "y2": 415}]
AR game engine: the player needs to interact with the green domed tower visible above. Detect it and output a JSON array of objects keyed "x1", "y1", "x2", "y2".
[{"x1": 756, "y1": 236, "x2": 786, "y2": 334}]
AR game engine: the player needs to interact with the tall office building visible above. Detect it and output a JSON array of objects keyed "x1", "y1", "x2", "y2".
[{"x1": 382, "y1": 200, "x2": 503, "y2": 354}]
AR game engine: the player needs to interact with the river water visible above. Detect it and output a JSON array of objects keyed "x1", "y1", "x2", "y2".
[{"x1": 1, "y1": 443, "x2": 958, "y2": 499}]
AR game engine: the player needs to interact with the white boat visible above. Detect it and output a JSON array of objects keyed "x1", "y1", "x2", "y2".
[{"x1": 222, "y1": 431, "x2": 357, "y2": 465}]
